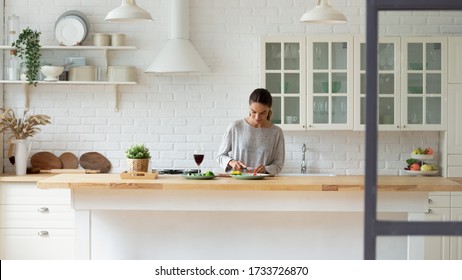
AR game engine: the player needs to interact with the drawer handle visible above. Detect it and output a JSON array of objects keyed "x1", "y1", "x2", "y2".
[
  {"x1": 38, "y1": 207, "x2": 50, "y2": 213},
  {"x1": 38, "y1": 231, "x2": 49, "y2": 237},
  {"x1": 426, "y1": 209, "x2": 433, "y2": 214},
  {"x1": 428, "y1": 198, "x2": 433, "y2": 204}
]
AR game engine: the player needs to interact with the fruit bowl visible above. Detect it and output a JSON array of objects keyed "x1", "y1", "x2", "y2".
[
  {"x1": 40, "y1": 66, "x2": 64, "y2": 82},
  {"x1": 405, "y1": 170, "x2": 439, "y2": 176}
]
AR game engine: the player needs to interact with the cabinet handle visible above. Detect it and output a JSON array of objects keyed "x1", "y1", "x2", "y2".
[
  {"x1": 38, "y1": 207, "x2": 49, "y2": 213},
  {"x1": 426, "y1": 209, "x2": 433, "y2": 214},
  {"x1": 428, "y1": 198, "x2": 433, "y2": 204},
  {"x1": 402, "y1": 125, "x2": 406, "y2": 128},
  {"x1": 38, "y1": 231, "x2": 49, "y2": 237},
  {"x1": 396, "y1": 125, "x2": 400, "y2": 128}
]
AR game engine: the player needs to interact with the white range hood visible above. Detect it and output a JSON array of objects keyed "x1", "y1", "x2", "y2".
[{"x1": 145, "y1": 0, "x2": 209, "y2": 73}]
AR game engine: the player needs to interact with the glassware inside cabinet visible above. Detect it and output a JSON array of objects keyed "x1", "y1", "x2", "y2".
[
  {"x1": 426, "y1": 43, "x2": 441, "y2": 70},
  {"x1": 272, "y1": 96, "x2": 282, "y2": 124},
  {"x1": 313, "y1": 42, "x2": 328, "y2": 70},
  {"x1": 266, "y1": 73, "x2": 281, "y2": 93},
  {"x1": 313, "y1": 73, "x2": 328, "y2": 93},
  {"x1": 266, "y1": 43, "x2": 282, "y2": 70},
  {"x1": 426, "y1": 97, "x2": 441, "y2": 124},
  {"x1": 284, "y1": 73, "x2": 300, "y2": 93},
  {"x1": 407, "y1": 97, "x2": 423, "y2": 124},
  {"x1": 284, "y1": 96, "x2": 300, "y2": 124},
  {"x1": 408, "y1": 43, "x2": 423, "y2": 70},
  {"x1": 284, "y1": 43, "x2": 300, "y2": 70},
  {"x1": 332, "y1": 96, "x2": 347, "y2": 124},
  {"x1": 332, "y1": 42, "x2": 348, "y2": 70},
  {"x1": 313, "y1": 96, "x2": 329, "y2": 124}
]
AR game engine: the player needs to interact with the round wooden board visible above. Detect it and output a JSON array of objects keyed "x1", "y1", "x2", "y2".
[
  {"x1": 59, "y1": 152, "x2": 79, "y2": 169},
  {"x1": 79, "y1": 152, "x2": 111, "y2": 173},
  {"x1": 31, "y1": 152, "x2": 62, "y2": 170}
]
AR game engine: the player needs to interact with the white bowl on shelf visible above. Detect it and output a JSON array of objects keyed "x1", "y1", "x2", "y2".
[
  {"x1": 40, "y1": 66, "x2": 64, "y2": 82},
  {"x1": 411, "y1": 154, "x2": 434, "y2": 160}
]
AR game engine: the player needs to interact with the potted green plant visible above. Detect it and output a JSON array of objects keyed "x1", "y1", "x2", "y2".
[
  {"x1": 125, "y1": 144, "x2": 151, "y2": 173},
  {"x1": 12, "y1": 27, "x2": 42, "y2": 85}
]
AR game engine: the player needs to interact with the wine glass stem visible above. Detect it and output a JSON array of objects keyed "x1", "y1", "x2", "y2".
[{"x1": 198, "y1": 164, "x2": 201, "y2": 174}]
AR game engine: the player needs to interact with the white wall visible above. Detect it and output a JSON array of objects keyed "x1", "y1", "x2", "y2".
[{"x1": 2, "y1": 0, "x2": 461, "y2": 174}]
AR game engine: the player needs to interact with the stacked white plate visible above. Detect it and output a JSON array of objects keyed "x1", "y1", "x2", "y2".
[{"x1": 55, "y1": 10, "x2": 90, "y2": 46}]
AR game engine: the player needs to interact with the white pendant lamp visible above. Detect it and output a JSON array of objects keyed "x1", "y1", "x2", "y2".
[
  {"x1": 105, "y1": 0, "x2": 153, "y2": 22},
  {"x1": 300, "y1": 0, "x2": 347, "y2": 24}
]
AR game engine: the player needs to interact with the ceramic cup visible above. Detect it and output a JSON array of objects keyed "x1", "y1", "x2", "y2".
[
  {"x1": 93, "y1": 33, "x2": 111, "y2": 46},
  {"x1": 111, "y1": 33, "x2": 126, "y2": 46},
  {"x1": 285, "y1": 116, "x2": 298, "y2": 124}
]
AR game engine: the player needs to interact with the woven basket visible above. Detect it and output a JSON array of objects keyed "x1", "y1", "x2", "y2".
[{"x1": 127, "y1": 158, "x2": 150, "y2": 173}]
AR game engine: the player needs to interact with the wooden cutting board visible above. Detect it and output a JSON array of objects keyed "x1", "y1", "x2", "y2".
[
  {"x1": 79, "y1": 152, "x2": 111, "y2": 173},
  {"x1": 59, "y1": 152, "x2": 79, "y2": 169},
  {"x1": 31, "y1": 152, "x2": 62, "y2": 170}
]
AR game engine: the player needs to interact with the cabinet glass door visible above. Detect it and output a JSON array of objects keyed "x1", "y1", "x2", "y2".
[
  {"x1": 355, "y1": 38, "x2": 400, "y2": 130},
  {"x1": 308, "y1": 37, "x2": 353, "y2": 129},
  {"x1": 402, "y1": 38, "x2": 447, "y2": 130},
  {"x1": 261, "y1": 38, "x2": 306, "y2": 129}
]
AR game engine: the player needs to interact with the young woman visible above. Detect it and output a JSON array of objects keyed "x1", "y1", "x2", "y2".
[{"x1": 216, "y1": 88, "x2": 285, "y2": 175}]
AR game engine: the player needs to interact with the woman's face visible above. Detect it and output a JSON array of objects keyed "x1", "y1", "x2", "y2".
[{"x1": 249, "y1": 102, "x2": 270, "y2": 124}]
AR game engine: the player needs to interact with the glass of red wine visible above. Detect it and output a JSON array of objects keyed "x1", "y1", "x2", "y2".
[{"x1": 193, "y1": 151, "x2": 204, "y2": 174}]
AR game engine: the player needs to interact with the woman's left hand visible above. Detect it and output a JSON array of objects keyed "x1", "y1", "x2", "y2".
[{"x1": 254, "y1": 165, "x2": 266, "y2": 174}]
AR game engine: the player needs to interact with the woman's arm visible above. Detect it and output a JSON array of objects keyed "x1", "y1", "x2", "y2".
[
  {"x1": 264, "y1": 130, "x2": 285, "y2": 175},
  {"x1": 215, "y1": 126, "x2": 234, "y2": 172}
]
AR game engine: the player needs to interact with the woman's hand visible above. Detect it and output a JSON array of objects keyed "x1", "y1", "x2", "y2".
[
  {"x1": 254, "y1": 164, "x2": 267, "y2": 174},
  {"x1": 228, "y1": 160, "x2": 247, "y2": 171}
]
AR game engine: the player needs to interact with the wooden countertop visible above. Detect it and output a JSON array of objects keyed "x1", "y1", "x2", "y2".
[
  {"x1": 36, "y1": 174, "x2": 462, "y2": 192},
  {"x1": 0, "y1": 173, "x2": 55, "y2": 182}
]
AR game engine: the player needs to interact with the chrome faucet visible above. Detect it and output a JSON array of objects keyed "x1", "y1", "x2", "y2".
[{"x1": 301, "y1": 143, "x2": 307, "y2": 174}]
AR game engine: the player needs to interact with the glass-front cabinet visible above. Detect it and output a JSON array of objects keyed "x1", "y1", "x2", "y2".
[
  {"x1": 401, "y1": 37, "x2": 447, "y2": 130},
  {"x1": 261, "y1": 37, "x2": 306, "y2": 130},
  {"x1": 307, "y1": 37, "x2": 353, "y2": 130},
  {"x1": 354, "y1": 37, "x2": 401, "y2": 130}
]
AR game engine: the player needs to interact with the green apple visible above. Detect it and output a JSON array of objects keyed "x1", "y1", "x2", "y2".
[{"x1": 420, "y1": 164, "x2": 433, "y2": 171}]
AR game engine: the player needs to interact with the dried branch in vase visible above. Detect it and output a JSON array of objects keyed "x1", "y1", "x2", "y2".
[{"x1": 0, "y1": 108, "x2": 51, "y2": 139}]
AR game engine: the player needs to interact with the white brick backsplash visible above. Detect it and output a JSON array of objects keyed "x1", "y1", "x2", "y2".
[{"x1": 1, "y1": 0, "x2": 454, "y2": 174}]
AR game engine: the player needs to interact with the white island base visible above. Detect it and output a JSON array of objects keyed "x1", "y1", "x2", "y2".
[{"x1": 72, "y1": 189, "x2": 427, "y2": 260}]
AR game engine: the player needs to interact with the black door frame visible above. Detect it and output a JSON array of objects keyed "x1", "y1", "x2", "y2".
[{"x1": 364, "y1": 0, "x2": 462, "y2": 260}]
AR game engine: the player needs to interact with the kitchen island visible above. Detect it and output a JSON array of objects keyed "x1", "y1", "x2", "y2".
[{"x1": 37, "y1": 174, "x2": 461, "y2": 260}]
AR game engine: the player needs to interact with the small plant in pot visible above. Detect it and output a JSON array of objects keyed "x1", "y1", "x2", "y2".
[{"x1": 125, "y1": 144, "x2": 151, "y2": 173}]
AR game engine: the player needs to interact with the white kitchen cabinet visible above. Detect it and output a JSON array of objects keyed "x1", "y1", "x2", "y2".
[
  {"x1": 307, "y1": 36, "x2": 354, "y2": 130},
  {"x1": 354, "y1": 37, "x2": 401, "y2": 131},
  {"x1": 423, "y1": 194, "x2": 451, "y2": 260},
  {"x1": 260, "y1": 37, "x2": 306, "y2": 130},
  {"x1": 419, "y1": 192, "x2": 462, "y2": 260},
  {"x1": 401, "y1": 37, "x2": 447, "y2": 131},
  {"x1": 0, "y1": 182, "x2": 74, "y2": 260},
  {"x1": 448, "y1": 37, "x2": 462, "y2": 84},
  {"x1": 446, "y1": 84, "x2": 462, "y2": 177}
]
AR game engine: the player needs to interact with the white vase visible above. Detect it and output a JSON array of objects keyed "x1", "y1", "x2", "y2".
[{"x1": 12, "y1": 139, "x2": 32, "y2": 176}]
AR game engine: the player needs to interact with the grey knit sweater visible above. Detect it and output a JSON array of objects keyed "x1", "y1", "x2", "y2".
[{"x1": 216, "y1": 119, "x2": 285, "y2": 175}]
